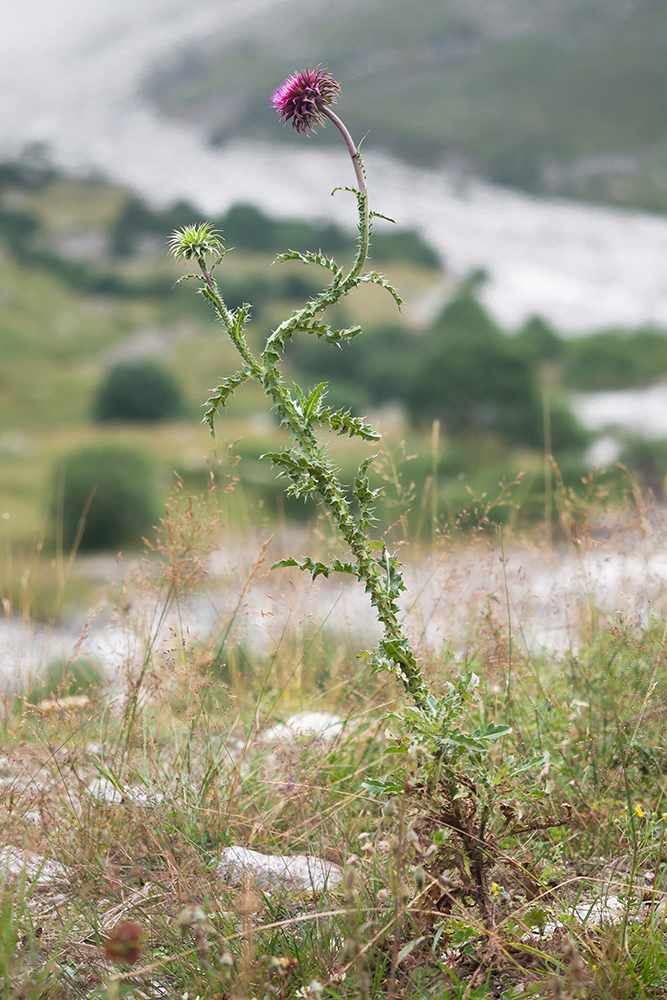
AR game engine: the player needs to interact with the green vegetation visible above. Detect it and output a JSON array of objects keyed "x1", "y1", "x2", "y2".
[
  {"x1": 2, "y1": 474, "x2": 667, "y2": 997},
  {"x1": 2, "y1": 157, "x2": 667, "y2": 556},
  {"x1": 56, "y1": 443, "x2": 157, "y2": 551},
  {"x1": 94, "y1": 361, "x2": 185, "y2": 423},
  {"x1": 23, "y1": 655, "x2": 105, "y2": 705},
  {"x1": 563, "y1": 328, "x2": 667, "y2": 391}
]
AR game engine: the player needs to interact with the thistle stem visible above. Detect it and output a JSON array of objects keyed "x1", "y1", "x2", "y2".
[
  {"x1": 322, "y1": 107, "x2": 366, "y2": 198},
  {"x1": 322, "y1": 107, "x2": 369, "y2": 283}
]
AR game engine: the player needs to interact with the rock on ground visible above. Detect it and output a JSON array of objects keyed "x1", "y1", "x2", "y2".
[
  {"x1": 261, "y1": 711, "x2": 345, "y2": 743},
  {"x1": 0, "y1": 846, "x2": 67, "y2": 884},
  {"x1": 217, "y1": 845, "x2": 343, "y2": 897}
]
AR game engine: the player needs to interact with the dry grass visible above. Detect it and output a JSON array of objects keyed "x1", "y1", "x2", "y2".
[{"x1": 3, "y1": 475, "x2": 667, "y2": 998}]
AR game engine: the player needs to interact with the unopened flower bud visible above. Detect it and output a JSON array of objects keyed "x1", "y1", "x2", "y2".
[
  {"x1": 342, "y1": 938, "x2": 361, "y2": 961},
  {"x1": 382, "y1": 798, "x2": 399, "y2": 818},
  {"x1": 344, "y1": 865, "x2": 358, "y2": 905},
  {"x1": 397, "y1": 884, "x2": 410, "y2": 904}
]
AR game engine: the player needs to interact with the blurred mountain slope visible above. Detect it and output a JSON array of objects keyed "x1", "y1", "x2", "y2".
[{"x1": 145, "y1": 0, "x2": 667, "y2": 211}]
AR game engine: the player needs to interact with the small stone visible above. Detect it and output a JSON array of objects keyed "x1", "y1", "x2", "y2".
[
  {"x1": 84, "y1": 778, "x2": 164, "y2": 806},
  {"x1": 0, "y1": 756, "x2": 15, "y2": 776},
  {"x1": 86, "y1": 778, "x2": 124, "y2": 804},
  {"x1": 0, "y1": 846, "x2": 67, "y2": 884},
  {"x1": 217, "y1": 845, "x2": 342, "y2": 897},
  {"x1": 124, "y1": 786, "x2": 165, "y2": 806},
  {"x1": 261, "y1": 712, "x2": 345, "y2": 743}
]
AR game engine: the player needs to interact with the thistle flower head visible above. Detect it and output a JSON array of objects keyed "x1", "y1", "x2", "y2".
[
  {"x1": 270, "y1": 67, "x2": 340, "y2": 134},
  {"x1": 168, "y1": 222, "x2": 224, "y2": 262}
]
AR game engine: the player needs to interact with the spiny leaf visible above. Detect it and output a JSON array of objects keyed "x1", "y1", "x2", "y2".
[
  {"x1": 357, "y1": 271, "x2": 403, "y2": 309},
  {"x1": 297, "y1": 320, "x2": 362, "y2": 345},
  {"x1": 304, "y1": 382, "x2": 328, "y2": 422},
  {"x1": 275, "y1": 249, "x2": 342, "y2": 278},
  {"x1": 272, "y1": 556, "x2": 356, "y2": 579},
  {"x1": 203, "y1": 369, "x2": 252, "y2": 436},
  {"x1": 318, "y1": 406, "x2": 380, "y2": 441},
  {"x1": 369, "y1": 210, "x2": 396, "y2": 224}
]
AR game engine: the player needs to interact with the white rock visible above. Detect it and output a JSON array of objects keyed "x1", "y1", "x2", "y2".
[
  {"x1": 85, "y1": 777, "x2": 124, "y2": 803},
  {"x1": 261, "y1": 712, "x2": 345, "y2": 743},
  {"x1": 124, "y1": 785, "x2": 165, "y2": 806},
  {"x1": 85, "y1": 777, "x2": 164, "y2": 805},
  {"x1": 217, "y1": 846, "x2": 342, "y2": 897},
  {"x1": 0, "y1": 756, "x2": 15, "y2": 776},
  {"x1": 0, "y1": 847, "x2": 67, "y2": 884},
  {"x1": 527, "y1": 894, "x2": 639, "y2": 939}
]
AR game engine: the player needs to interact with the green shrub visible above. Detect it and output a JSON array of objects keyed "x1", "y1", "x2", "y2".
[
  {"x1": 56, "y1": 444, "x2": 156, "y2": 551},
  {"x1": 406, "y1": 292, "x2": 543, "y2": 445},
  {"x1": 94, "y1": 360, "x2": 184, "y2": 422},
  {"x1": 25, "y1": 656, "x2": 105, "y2": 704}
]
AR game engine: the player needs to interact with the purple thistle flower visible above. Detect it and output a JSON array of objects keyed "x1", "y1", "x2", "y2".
[{"x1": 270, "y1": 67, "x2": 340, "y2": 135}]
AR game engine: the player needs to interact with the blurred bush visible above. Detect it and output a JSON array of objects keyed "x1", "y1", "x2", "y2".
[
  {"x1": 94, "y1": 360, "x2": 184, "y2": 423},
  {"x1": 109, "y1": 195, "x2": 441, "y2": 268},
  {"x1": 405, "y1": 292, "x2": 544, "y2": 445},
  {"x1": 618, "y1": 436, "x2": 667, "y2": 498},
  {"x1": 25, "y1": 656, "x2": 105, "y2": 704},
  {"x1": 56, "y1": 444, "x2": 156, "y2": 551},
  {"x1": 563, "y1": 328, "x2": 667, "y2": 390}
]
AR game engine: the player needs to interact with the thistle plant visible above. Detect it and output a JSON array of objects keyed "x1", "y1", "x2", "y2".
[
  {"x1": 168, "y1": 70, "x2": 555, "y2": 941},
  {"x1": 169, "y1": 67, "x2": 428, "y2": 710}
]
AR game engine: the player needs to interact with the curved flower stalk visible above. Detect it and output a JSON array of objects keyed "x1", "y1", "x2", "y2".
[{"x1": 170, "y1": 70, "x2": 428, "y2": 710}]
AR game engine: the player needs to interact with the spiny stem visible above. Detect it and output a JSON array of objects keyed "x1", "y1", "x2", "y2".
[{"x1": 173, "y1": 97, "x2": 427, "y2": 709}]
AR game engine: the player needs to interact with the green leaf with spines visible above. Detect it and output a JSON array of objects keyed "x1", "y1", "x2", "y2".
[
  {"x1": 203, "y1": 368, "x2": 252, "y2": 435},
  {"x1": 272, "y1": 556, "x2": 356, "y2": 579},
  {"x1": 297, "y1": 319, "x2": 363, "y2": 345},
  {"x1": 303, "y1": 382, "x2": 328, "y2": 422},
  {"x1": 318, "y1": 406, "x2": 380, "y2": 441},
  {"x1": 274, "y1": 249, "x2": 342, "y2": 279},
  {"x1": 369, "y1": 210, "x2": 396, "y2": 224},
  {"x1": 356, "y1": 271, "x2": 403, "y2": 309},
  {"x1": 262, "y1": 448, "x2": 324, "y2": 500},
  {"x1": 353, "y1": 455, "x2": 382, "y2": 529}
]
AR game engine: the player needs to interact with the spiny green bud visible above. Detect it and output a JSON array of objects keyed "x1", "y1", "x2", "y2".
[
  {"x1": 168, "y1": 222, "x2": 224, "y2": 262},
  {"x1": 382, "y1": 798, "x2": 399, "y2": 819}
]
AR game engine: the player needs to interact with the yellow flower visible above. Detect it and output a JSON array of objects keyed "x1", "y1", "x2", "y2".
[{"x1": 634, "y1": 804, "x2": 644, "y2": 818}]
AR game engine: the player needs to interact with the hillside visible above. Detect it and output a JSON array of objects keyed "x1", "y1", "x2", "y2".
[
  {"x1": 5, "y1": 160, "x2": 667, "y2": 567},
  {"x1": 145, "y1": 0, "x2": 667, "y2": 212},
  {"x1": 0, "y1": 163, "x2": 446, "y2": 547}
]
